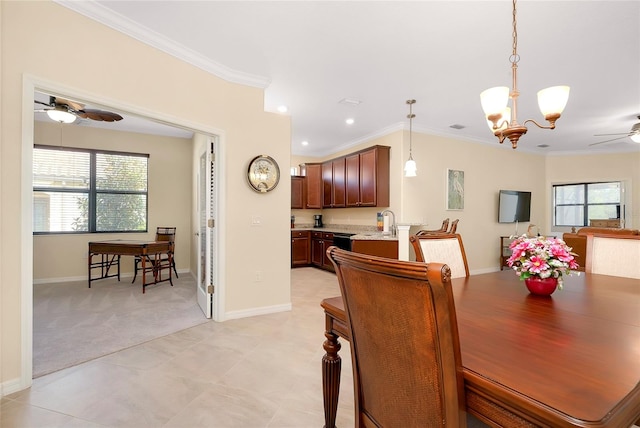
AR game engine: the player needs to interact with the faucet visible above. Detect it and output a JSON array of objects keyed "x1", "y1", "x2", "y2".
[{"x1": 381, "y1": 209, "x2": 397, "y2": 237}]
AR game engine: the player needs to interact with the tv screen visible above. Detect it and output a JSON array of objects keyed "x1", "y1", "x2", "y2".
[{"x1": 498, "y1": 190, "x2": 531, "y2": 223}]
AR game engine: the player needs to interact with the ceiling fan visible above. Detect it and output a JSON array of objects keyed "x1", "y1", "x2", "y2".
[
  {"x1": 34, "y1": 96, "x2": 123, "y2": 123},
  {"x1": 590, "y1": 115, "x2": 640, "y2": 146}
]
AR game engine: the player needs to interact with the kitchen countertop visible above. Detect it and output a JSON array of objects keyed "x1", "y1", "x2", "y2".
[{"x1": 291, "y1": 225, "x2": 398, "y2": 241}]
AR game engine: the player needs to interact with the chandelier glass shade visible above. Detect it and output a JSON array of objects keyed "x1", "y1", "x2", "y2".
[
  {"x1": 480, "y1": 0, "x2": 569, "y2": 149},
  {"x1": 404, "y1": 99, "x2": 417, "y2": 177}
]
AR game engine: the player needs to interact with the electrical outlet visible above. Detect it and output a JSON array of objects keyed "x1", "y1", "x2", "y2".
[
  {"x1": 251, "y1": 216, "x2": 262, "y2": 226},
  {"x1": 255, "y1": 270, "x2": 262, "y2": 282}
]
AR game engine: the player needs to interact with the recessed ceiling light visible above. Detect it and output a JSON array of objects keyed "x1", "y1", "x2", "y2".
[
  {"x1": 277, "y1": 105, "x2": 288, "y2": 113},
  {"x1": 301, "y1": 141, "x2": 309, "y2": 146},
  {"x1": 449, "y1": 124, "x2": 465, "y2": 130},
  {"x1": 537, "y1": 144, "x2": 549, "y2": 148},
  {"x1": 345, "y1": 118, "x2": 355, "y2": 125}
]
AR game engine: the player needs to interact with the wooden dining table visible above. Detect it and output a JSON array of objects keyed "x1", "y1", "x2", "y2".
[{"x1": 321, "y1": 270, "x2": 640, "y2": 428}]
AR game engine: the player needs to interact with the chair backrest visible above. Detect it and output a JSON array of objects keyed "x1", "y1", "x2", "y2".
[
  {"x1": 327, "y1": 247, "x2": 466, "y2": 428},
  {"x1": 585, "y1": 233, "x2": 640, "y2": 279},
  {"x1": 155, "y1": 227, "x2": 176, "y2": 243},
  {"x1": 447, "y1": 219, "x2": 459, "y2": 234},
  {"x1": 410, "y1": 233, "x2": 470, "y2": 278},
  {"x1": 416, "y1": 218, "x2": 450, "y2": 236}
]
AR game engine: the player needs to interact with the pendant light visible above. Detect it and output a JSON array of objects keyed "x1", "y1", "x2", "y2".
[{"x1": 404, "y1": 99, "x2": 417, "y2": 177}]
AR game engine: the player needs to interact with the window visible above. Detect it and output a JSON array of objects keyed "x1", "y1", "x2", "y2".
[
  {"x1": 553, "y1": 182, "x2": 621, "y2": 227},
  {"x1": 33, "y1": 146, "x2": 149, "y2": 234}
]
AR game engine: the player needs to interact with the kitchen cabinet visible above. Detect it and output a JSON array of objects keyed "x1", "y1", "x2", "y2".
[
  {"x1": 322, "y1": 158, "x2": 346, "y2": 208},
  {"x1": 291, "y1": 176, "x2": 305, "y2": 209},
  {"x1": 311, "y1": 231, "x2": 334, "y2": 271},
  {"x1": 346, "y1": 145, "x2": 390, "y2": 207},
  {"x1": 352, "y1": 239, "x2": 398, "y2": 259},
  {"x1": 300, "y1": 163, "x2": 322, "y2": 209},
  {"x1": 291, "y1": 230, "x2": 310, "y2": 267}
]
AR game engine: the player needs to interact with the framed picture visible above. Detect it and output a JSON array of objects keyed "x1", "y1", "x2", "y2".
[{"x1": 446, "y1": 169, "x2": 464, "y2": 210}]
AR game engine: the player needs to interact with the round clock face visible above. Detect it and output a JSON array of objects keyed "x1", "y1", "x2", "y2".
[{"x1": 247, "y1": 155, "x2": 280, "y2": 193}]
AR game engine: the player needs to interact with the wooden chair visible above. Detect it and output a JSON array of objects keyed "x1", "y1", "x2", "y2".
[
  {"x1": 132, "y1": 227, "x2": 178, "y2": 283},
  {"x1": 585, "y1": 233, "x2": 640, "y2": 279},
  {"x1": 327, "y1": 247, "x2": 467, "y2": 428},
  {"x1": 447, "y1": 219, "x2": 459, "y2": 234},
  {"x1": 416, "y1": 218, "x2": 449, "y2": 236},
  {"x1": 409, "y1": 233, "x2": 470, "y2": 278}
]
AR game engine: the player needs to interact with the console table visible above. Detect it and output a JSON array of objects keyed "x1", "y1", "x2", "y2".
[{"x1": 88, "y1": 240, "x2": 173, "y2": 293}]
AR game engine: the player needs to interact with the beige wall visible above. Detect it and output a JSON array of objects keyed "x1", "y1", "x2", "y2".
[
  {"x1": 32, "y1": 121, "x2": 193, "y2": 281},
  {"x1": 1, "y1": 0, "x2": 290, "y2": 393}
]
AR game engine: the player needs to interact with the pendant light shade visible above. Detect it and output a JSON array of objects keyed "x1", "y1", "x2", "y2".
[{"x1": 404, "y1": 99, "x2": 417, "y2": 177}]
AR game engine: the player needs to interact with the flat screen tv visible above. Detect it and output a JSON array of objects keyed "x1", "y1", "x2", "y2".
[{"x1": 498, "y1": 190, "x2": 531, "y2": 223}]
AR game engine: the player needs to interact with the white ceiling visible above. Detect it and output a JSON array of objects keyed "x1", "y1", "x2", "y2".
[{"x1": 53, "y1": 0, "x2": 640, "y2": 156}]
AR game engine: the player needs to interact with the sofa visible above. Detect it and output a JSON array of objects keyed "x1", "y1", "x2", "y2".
[{"x1": 562, "y1": 227, "x2": 640, "y2": 271}]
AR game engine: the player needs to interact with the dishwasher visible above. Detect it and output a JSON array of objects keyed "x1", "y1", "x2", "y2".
[{"x1": 332, "y1": 233, "x2": 355, "y2": 251}]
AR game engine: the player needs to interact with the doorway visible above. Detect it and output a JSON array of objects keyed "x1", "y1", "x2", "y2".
[{"x1": 24, "y1": 79, "x2": 224, "y2": 383}]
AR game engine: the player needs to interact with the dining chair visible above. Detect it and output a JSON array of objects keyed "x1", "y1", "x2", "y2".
[
  {"x1": 410, "y1": 233, "x2": 470, "y2": 278},
  {"x1": 585, "y1": 233, "x2": 640, "y2": 279},
  {"x1": 132, "y1": 226, "x2": 178, "y2": 283},
  {"x1": 447, "y1": 219, "x2": 459, "y2": 234},
  {"x1": 327, "y1": 246, "x2": 467, "y2": 427},
  {"x1": 416, "y1": 218, "x2": 449, "y2": 235}
]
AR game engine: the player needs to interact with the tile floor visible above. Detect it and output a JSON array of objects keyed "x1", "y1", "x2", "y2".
[
  {"x1": 2, "y1": 268, "x2": 355, "y2": 427},
  {"x1": 2, "y1": 267, "x2": 492, "y2": 427}
]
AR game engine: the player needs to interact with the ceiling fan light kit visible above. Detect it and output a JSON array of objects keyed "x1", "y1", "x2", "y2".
[
  {"x1": 480, "y1": 0, "x2": 570, "y2": 149},
  {"x1": 46, "y1": 107, "x2": 76, "y2": 124}
]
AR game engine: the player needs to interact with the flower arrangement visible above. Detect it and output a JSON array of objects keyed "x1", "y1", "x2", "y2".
[{"x1": 507, "y1": 235, "x2": 579, "y2": 288}]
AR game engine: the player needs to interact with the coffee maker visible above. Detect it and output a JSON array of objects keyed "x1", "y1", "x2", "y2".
[{"x1": 313, "y1": 214, "x2": 323, "y2": 228}]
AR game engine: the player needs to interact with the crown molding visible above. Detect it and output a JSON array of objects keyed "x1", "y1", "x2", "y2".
[{"x1": 54, "y1": 0, "x2": 271, "y2": 89}]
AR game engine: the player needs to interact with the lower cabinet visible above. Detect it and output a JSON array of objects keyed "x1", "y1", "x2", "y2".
[
  {"x1": 291, "y1": 230, "x2": 310, "y2": 267},
  {"x1": 311, "y1": 231, "x2": 334, "y2": 272},
  {"x1": 351, "y1": 239, "x2": 398, "y2": 259}
]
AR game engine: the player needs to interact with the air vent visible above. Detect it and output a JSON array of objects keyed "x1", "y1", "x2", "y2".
[{"x1": 338, "y1": 98, "x2": 362, "y2": 106}]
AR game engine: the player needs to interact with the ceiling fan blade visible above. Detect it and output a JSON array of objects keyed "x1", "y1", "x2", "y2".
[
  {"x1": 589, "y1": 136, "x2": 629, "y2": 146},
  {"x1": 593, "y1": 132, "x2": 631, "y2": 137},
  {"x1": 76, "y1": 109, "x2": 123, "y2": 122},
  {"x1": 34, "y1": 100, "x2": 52, "y2": 107},
  {"x1": 55, "y1": 97, "x2": 85, "y2": 111}
]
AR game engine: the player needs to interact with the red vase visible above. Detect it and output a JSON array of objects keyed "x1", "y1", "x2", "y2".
[{"x1": 524, "y1": 277, "x2": 558, "y2": 296}]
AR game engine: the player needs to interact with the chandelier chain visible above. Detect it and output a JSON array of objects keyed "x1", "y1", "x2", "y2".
[{"x1": 511, "y1": 0, "x2": 519, "y2": 65}]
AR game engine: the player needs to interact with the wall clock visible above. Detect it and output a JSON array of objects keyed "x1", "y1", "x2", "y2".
[{"x1": 247, "y1": 155, "x2": 280, "y2": 193}]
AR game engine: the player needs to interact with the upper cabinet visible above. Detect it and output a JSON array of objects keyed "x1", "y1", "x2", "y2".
[
  {"x1": 345, "y1": 145, "x2": 390, "y2": 207},
  {"x1": 291, "y1": 176, "x2": 305, "y2": 209},
  {"x1": 295, "y1": 145, "x2": 390, "y2": 210},
  {"x1": 322, "y1": 158, "x2": 346, "y2": 208},
  {"x1": 300, "y1": 163, "x2": 322, "y2": 209}
]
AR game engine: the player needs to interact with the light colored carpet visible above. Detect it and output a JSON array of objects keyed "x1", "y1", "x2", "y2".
[{"x1": 33, "y1": 273, "x2": 208, "y2": 378}]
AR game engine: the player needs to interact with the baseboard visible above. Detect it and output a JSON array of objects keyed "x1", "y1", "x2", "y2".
[
  {"x1": 1, "y1": 376, "x2": 25, "y2": 397},
  {"x1": 224, "y1": 302, "x2": 292, "y2": 320},
  {"x1": 33, "y1": 270, "x2": 193, "y2": 285}
]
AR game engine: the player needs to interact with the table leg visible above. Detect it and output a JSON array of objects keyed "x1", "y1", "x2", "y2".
[
  {"x1": 141, "y1": 254, "x2": 147, "y2": 294},
  {"x1": 322, "y1": 329, "x2": 342, "y2": 428},
  {"x1": 87, "y1": 252, "x2": 92, "y2": 288}
]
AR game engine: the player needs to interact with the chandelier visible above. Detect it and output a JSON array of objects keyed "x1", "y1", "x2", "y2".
[
  {"x1": 404, "y1": 99, "x2": 417, "y2": 177},
  {"x1": 480, "y1": 0, "x2": 570, "y2": 149}
]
